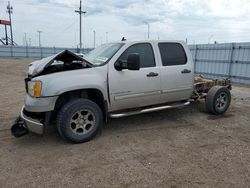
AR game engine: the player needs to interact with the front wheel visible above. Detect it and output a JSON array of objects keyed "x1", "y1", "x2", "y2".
[
  {"x1": 57, "y1": 99, "x2": 103, "y2": 143},
  {"x1": 206, "y1": 86, "x2": 231, "y2": 115}
]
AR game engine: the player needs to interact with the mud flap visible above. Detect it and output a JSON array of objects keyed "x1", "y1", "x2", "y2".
[{"x1": 11, "y1": 116, "x2": 29, "y2": 137}]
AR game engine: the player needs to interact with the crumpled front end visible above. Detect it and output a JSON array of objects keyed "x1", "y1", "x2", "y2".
[
  {"x1": 11, "y1": 106, "x2": 51, "y2": 137},
  {"x1": 27, "y1": 50, "x2": 92, "y2": 78}
]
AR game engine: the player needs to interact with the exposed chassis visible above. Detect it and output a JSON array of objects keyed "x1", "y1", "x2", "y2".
[{"x1": 192, "y1": 75, "x2": 232, "y2": 100}]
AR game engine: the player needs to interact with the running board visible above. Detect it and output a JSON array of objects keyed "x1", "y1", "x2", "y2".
[{"x1": 109, "y1": 101, "x2": 190, "y2": 118}]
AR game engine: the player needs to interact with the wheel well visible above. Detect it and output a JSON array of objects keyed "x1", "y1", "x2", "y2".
[{"x1": 54, "y1": 89, "x2": 107, "y2": 121}]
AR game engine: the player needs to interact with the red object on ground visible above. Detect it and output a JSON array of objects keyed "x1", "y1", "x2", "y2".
[{"x1": 0, "y1": 19, "x2": 11, "y2": 25}]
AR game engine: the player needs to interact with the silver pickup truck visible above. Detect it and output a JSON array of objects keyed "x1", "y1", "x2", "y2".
[{"x1": 11, "y1": 40, "x2": 232, "y2": 143}]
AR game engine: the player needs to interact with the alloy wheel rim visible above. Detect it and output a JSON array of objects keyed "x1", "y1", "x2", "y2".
[
  {"x1": 216, "y1": 92, "x2": 228, "y2": 110},
  {"x1": 69, "y1": 109, "x2": 96, "y2": 135}
]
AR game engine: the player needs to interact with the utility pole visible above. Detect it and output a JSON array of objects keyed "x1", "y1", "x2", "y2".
[
  {"x1": 75, "y1": 0, "x2": 86, "y2": 49},
  {"x1": 6, "y1": 1, "x2": 13, "y2": 45},
  {"x1": 37, "y1": 30, "x2": 42, "y2": 47},
  {"x1": 93, "y1": 30, "x2": 96, "y2": 48}
]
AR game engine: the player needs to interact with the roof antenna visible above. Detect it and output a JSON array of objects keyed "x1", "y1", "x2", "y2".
[{"x1": 121, "y1": 37, "x2": 126, "y2": 41}]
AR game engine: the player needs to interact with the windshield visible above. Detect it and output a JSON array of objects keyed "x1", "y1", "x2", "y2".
[{"x1": 84, "y1": 43, "x2": 124, "y2": 66}]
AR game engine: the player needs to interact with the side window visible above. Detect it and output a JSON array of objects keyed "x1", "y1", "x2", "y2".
[
  {"x1": 118, "y1": 43, "x2": 155, "y2": 68},
  {"x1": 158, "y1": 43, "x2": 187, "y2": 66}
]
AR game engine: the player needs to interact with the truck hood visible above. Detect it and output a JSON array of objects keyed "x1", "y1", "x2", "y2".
[
  {"x1": 33, "y1": 65, "x2": 108, "y2": 97},
  {"x1": 28, "y1": 50, "x2": 91, "y2": 77}
]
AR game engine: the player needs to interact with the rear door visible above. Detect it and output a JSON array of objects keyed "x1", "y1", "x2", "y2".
[
  {"x1": 157, "y1": 42, "x2": 194, "y2": 103},
  {"x1": 108, "y1": 42, "x2": 161, "y2": 111}
]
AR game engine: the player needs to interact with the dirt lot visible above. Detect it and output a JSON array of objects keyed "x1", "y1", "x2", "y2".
[{"x1": 0, "y1": 58, "x2": 250, "y2": 188}]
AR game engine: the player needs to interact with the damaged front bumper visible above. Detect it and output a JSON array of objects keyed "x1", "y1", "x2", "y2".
[{"x1": 11, "y1": 106, "x2": 50, "y2": 137}]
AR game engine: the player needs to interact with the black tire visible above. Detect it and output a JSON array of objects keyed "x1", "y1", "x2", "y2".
[
  {"x1": 57, "y1": 99, "x2": 103, "y2": 143},
  {"x1": 206, "y1": 86, "x2": 231, "y2": 115}
]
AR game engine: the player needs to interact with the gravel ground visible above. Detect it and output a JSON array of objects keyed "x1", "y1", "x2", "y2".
[{"x1": 0, "y1": 58, "x2": 250, "y2": 188}]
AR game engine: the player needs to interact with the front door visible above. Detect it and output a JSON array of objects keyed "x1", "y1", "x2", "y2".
[{"x1": 109, "y1": 43, "x2": 161, "y2": 111}]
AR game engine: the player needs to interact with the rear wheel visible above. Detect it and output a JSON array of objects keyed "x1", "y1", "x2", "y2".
[
  {"x1": 57, "y1": 99, "x2": 103, "y2": 143},
  {"x1": 206, "y1": 86, "x2": 231, "y2": 115}
]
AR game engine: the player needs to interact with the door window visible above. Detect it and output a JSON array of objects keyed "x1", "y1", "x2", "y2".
[
  {"x1": 118, "y1": 43, "x2": 155, "y2": 68},
  {"x1": 158, "y1": 43, "x2": 187, "y2": 66}
]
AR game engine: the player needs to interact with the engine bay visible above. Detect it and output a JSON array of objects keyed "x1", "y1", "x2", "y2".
[
  {"x1": 29, "y1": 50, "x2": 92, "y2": 78},
  {"x1": 41, "y1": 60, "x2": 90, "y2": 75}
]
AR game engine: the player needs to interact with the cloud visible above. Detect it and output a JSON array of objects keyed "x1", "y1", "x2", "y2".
[{"x1": 0, "y1": 0, "x2": 250, "y2": 47}]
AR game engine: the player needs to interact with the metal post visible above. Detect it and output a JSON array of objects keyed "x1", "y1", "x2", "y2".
[
  {"x1": 26, "y1": 44, "x2": 28, "y2": 58},
  {"x1": 79, "y1": 1, "x2": 82, "y2": 48},
  {"x1": 37, "y1": 30, "x2": 42, "y2": 47},
  {"x1": 6, "y1": 1, "x2": 13, "y2": 45},
  {"x1": 10, "y1": 45, "x2": 13, "y2": 57},
  {"x1": 228, "y1": 43, "x2": 235, "y2": 78},
  {"x1": 37, "y1": 30, "x2": 42, "y2": 58},
  {"x1": 4, "y1": 25, "x2": 8, "y2": 45},
  {"x1": 194, "y1": 45, "x2": 198, "y2": 73},
  {"x1": 40, "y1": 47, "x2": 43, "y2": 59}
]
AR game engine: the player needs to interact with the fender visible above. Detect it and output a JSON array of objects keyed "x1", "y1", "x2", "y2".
[{"x1": 32, "y1": 65, "x2": 109, "y2": 101}]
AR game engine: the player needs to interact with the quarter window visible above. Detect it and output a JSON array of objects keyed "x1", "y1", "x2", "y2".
[
  {"x1": 158, "y1": 43, "x2": 187, "y2": 66},
  {"x1": 118, "y1": 43, "x2": 155, "y2": 68}
]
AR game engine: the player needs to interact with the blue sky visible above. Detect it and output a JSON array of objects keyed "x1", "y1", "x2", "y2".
[{"x1": 0, "y1": 0, "x2": 250, "y2": 47}]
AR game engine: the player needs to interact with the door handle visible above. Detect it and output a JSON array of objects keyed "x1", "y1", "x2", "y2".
[
  {"x1": 181, "y1": 69, "x2": 191, "y2": 74},
  {"x1": 147, "y1": 72, "x2": 159, "y2": 77}
]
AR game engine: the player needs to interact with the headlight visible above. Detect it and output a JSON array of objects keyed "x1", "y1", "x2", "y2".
[{"x1": 28, "y1": 81, "x2": 42, "y2": 98}]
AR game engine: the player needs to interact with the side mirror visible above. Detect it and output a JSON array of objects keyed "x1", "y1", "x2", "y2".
[
  {"x1": 114, "y1": 53, "x2": 140, "y2": 71},
  {"x1": 127, "y1": 53, "x2": 140, "y2": 70}
]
